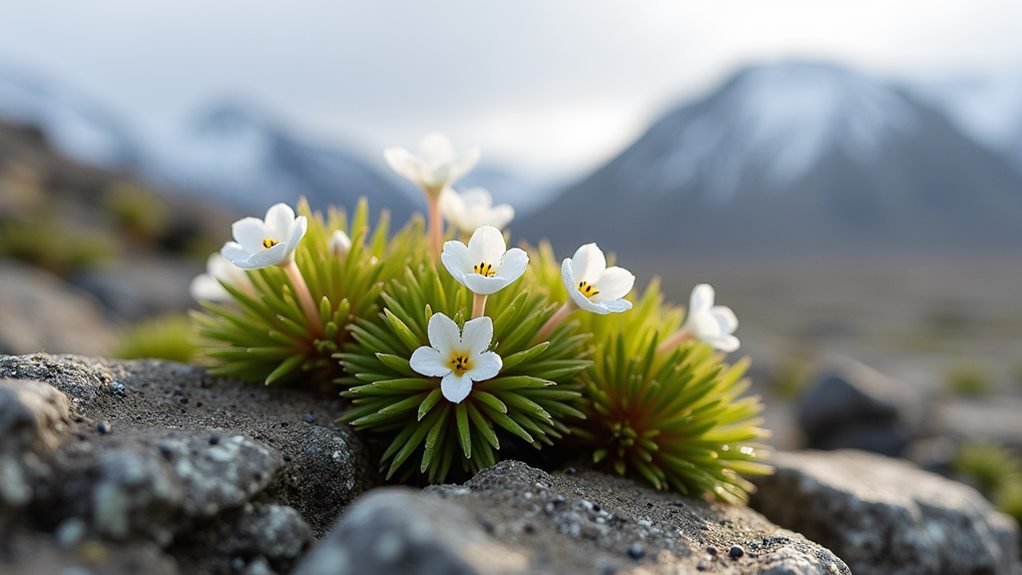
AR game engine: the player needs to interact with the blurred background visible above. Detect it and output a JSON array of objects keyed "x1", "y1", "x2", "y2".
[{"x1": 1, "y1": 0, "x2": 1021, "y2": 514}]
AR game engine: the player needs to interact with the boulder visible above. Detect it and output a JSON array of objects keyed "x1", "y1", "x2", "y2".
[
  {"x1": 297, "y1": 460, "x2": 850, "y2": 575},
  {"x1": 0, "y1": 261, "x2": 118, "y2": 356},
  {"x1": 0, "y1": 353, "x2": 372, "y2": 573},
  {"x1": 751, "y1": 450, "x2": 1020, "y2": 575},
  {"x1": 71, "y1": 257, "x2": 199, "y2": 321},
  {"x1": 796, "y1": 357, "x2": 922, "y2": 456}
]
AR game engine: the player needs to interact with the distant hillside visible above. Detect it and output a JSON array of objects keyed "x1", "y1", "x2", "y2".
[{"x1": 522, "y1": 61, "x2": 1022, "y2": 258}]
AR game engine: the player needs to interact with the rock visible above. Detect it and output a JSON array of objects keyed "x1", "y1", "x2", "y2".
[
  {"x1": 796, "y1": 357, "x2": 921, "y2": 456},
  {"x1": 751, "y1": 449, "x2": 1020, "y2": 575},
  {"x1": 930, "y1": 397, "x2": 1022, "y2": 452},
  {"x1": 0, "y1": 353, "x2": 371, "y2": 572},
  {"x1": 297, "y1": 460, "x2": 850, "y2": 575},
  {"x1": 0, "y1": 262, "x2": 118, "y2": 356},
  {"x1": 171, "y1": 503, "x2": 313, "y2": 575}
]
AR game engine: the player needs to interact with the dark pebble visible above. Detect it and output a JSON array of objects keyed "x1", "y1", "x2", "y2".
[
  {"x1": 158, "y1": 444, "x2": 174, "y2": 461},
  {"x1": 108, "y1": 382, "x2": 126, "y2": 397},
  {"x1": 718, "y1": 519, "x2": 728, "y2": 526},
  {"x1": 179, "y1": 397, "x2": 188, "y2": 405},
  {"x1": 96, "y1": 420, "x2": 111, "y2": 434},
  {"x1": 592, "y1": 503, "x2": 601, "y2": 512},
  {"x1": 706, "y1": 546, "x2": 717, "y2": 556},
  {"x1": 729, "y1": 545, "x2": 744, "y2": 559},
  {"x1": 522, "y1": 522, "x2": 535, "y2": 534},
  {"x1": 280, "y1": 421, "x2": 289, "y2": 428},
  {"x1": 697, "y1": 561, "x2": 708, "y2": 571},
  {"x1": 74, "y1": 432, "x2": 88, "y2": 442},
  {"x1": 627, "y1": 543, "x2": 645, "y2": 560},
  {"x1": 209, "y1": 435, "x2": 220, "y2": 446},
  {"x1": 303, "y1": 412, "x2": 317, "y2": 424},
  {"x1": 564, "y1": 466, "x2": 578, "y2": 475},
  {"x1": 669, "y1": 501, "x2": 686, "y2": 508}
]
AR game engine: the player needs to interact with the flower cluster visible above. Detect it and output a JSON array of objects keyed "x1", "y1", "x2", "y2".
[{"x1": 191, "y1": 132, "x2": 769, "y2": 497}]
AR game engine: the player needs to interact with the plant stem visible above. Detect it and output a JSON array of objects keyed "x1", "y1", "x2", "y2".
[
  {"x1": 427, "y1": 193, "x2": 443, "y2": 259},
  {"x1": 656, "y1": 327, "x2": 692, "y2": 353},
  {"x1": 472, "y1": 293, "x2": 487, "y2": 319},
  {"x1": 283, "y1": 261, "x2": 321, "y2": 333},
  {"x1": 534, "y1": 301, "x2": 575, "y2": 343}
]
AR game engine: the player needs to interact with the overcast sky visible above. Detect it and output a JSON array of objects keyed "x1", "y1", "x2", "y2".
[{"x1": 1, "y1": 1, "x2": 1020, "y2": 179}]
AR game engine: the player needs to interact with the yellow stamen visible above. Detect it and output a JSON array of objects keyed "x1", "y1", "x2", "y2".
[
  {"x1": 263, "y1": 238, "x2": 279, "y2": 249},
  {"x1": 449, "y1": 353, "x2": 472, "y2": 376},
  {"x1": 578, "y1": 281, "x2": 600, "y2": 299},
  {"x1": 472, "y1": 262, "x2": 496, "y2": 277}
]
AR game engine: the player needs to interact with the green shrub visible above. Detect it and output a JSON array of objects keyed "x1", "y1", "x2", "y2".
[
  {"x1": 0, "y1": 219, "x2": 115, "y2": 275},
  {"x1": 945, "y1": 363, "x2": 992, "y2": 397},
  {"x1": 103, "y1": 182, "x2": 170, "y2": 244}
]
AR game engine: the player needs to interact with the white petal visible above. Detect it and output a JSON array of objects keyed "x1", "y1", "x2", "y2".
[
  {"x1": 283, "y1": 215, "x2": 308, "y2": 257},
  {"x1": 441, "y1": 241, "x2": 473, "y2": 287},
  {"x1": 463, "y1": 274, "x2": 511, "y2": 295},
  {"x1": 497, "y1": 248, "x2": 529, "y2": 285},
  {"x1": 221, "y1": 242, "x2": 251, "y2": 267},
  {"x1": 600, "y1": 299, "x2": 633, "y2": 314},
  {"x1": 439, "y1": 188, "x2": 464, "y2": 222},
  {"x1": 232, "y1": 218, "x2": 268, "y2": 252},
  {"x1": 235, "y1": 243, "x2": 289, "y2": 269},
  {"x1": 468, "y1": 351, "x2": 502, "y2": 382},
  {"x1": 441, "y1": 373, "x2": 473, "y2": 404},
  {"x1": 330, "y1": 230, "x2": 352, "y2": 255},
  {"x1": 488, "y1": 204, "x2": 515, "y2": 229},
  {"x1": 708, "y1": 334, "x2": 741, "y2": 353},
  {"x1": 264, "y1": 203, "x2": 296, "y2": 239},
  {"x1": 409, "y1": 346, "x2": 451, "y2": 377},
  {"x1": 448, "y1": 148, "x2": 480, "y2": 184},
  {"x1": 593, "y1": 266, "x2": 634, "y2": 303},
  {"x1": 570, "y1": 243, "x2": 606, "y2": 284},
  {"x1": 461, "y1": 316, "x2": 494, "y2": 356},
  {"x1": 710, "y1": 306, "x2": 738, "y2": 334},
  {"x1": 426, "y1": 312, "x2": 460, "y2": 355},
  {"x1": 467, "y1": 225, "x2": 506, "y2": 265},
  {"x1": 419, "y1": 132, "x2": 455, "y2": 166},
  {"x1": 461, "y1": 187, "x2": 493, "y2": 208},
  {"x1": 689, "y1": 284, "x2": 715, "y2": 314},
  {"x1": 687, "y1": 311, "x2": 721, "y2": 339},
  {"x1": 383, "y1": 147, "x2": 425, "y2": 183},
  {"x1": 189, "y1": 274, "x2": 230, "y2": 301}
]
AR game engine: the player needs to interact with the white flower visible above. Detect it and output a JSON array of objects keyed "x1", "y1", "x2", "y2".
[
  {"x1": 221, "y1": 203, "x2": 308, "y2": 269},
  {"x1": 330, "y1": 230, "x2": 352, "y2": 256},
  {"x1": 383, "y1": 132, "x2": 480, "y2": 197},
  {"x1": 440, "y1": 187, "x2": 515, "y2": 233},
  {"x1": 409, "y1": 313, "x2": 502, "y2": 404},
  {"x1": 189, "y1": 253, "x2": 252, "y2": 302},
  {"x1": 561, "y1": 243, "x2": 634, "y2": 315},
  {"x1": 441, "y1": 225, "x2": 528, "y2": 295},
  {"x1": 683, "y1": 284, "x2": 739, "y2": 352}
]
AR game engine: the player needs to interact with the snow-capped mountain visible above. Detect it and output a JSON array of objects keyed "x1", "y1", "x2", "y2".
[
  {"x1": 524, "y1": 60, "x2": 1022, "y2": 257},
  {"x1": 0, "y1": 66, "x2": 142, "y2": 169},
  {"x1": 144, "y1": 101, "x2": 416, "y2": 220},
  {"x1": 911, "y1": 73, "x2": 1022, "y2": 172}
]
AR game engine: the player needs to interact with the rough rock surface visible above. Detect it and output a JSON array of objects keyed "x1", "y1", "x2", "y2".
[
  {"x1": 0, "y1": 353, "x2": 371, "y2": 574},
  {"x1": 0, "y1": 261, "x2": 118, "y2": 356},
  {"x1": 297, "y1": 460, "x2": 850, "y2": 575},
  {"x1": 751, "y1": 449, "x2": 1020, "y2": 575},
  {"x1": 796, "y1": 357, "x2": 922, "y2": 456}
]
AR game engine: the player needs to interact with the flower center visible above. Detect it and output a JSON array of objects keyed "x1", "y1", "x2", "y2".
[
  {"x1": 577, "y1": 281, "x2": 600, "y2": 299},
  {"x1": 262, "y1": 238, "x2": 279, "y2": 249},
  {"x1": 449, "y1": 353, "x2": 472, "y2": 376},
  {"x1": 472, "y1": 261, "x2": 496, "y2": 277}
]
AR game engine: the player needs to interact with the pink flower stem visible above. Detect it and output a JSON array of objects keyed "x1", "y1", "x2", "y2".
[
  {"x1": 533, "y1": 301, "x2": 575, "y2": 343},
  {"x1": 426, "y1": 193, "x2": 443, "y2": 260},
  {"x1": 283, "y1": 260, "x2": 321, "y2": 334},
  {"x1": 472, "y1": 293, "x2": 488, "y2": 319},
  {"x1": 656, "y1": 327, "x2": 692, "y2": 353}
]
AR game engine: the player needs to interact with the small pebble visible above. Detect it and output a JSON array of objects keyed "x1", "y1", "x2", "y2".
[
  {"x1": 179, "y1": 397, "x2": 188, "y2": 405},
  {"x1": 729, "y1": 545, "x2": 744, "y2": 559},
  {"x1": 158, "y1": 444, "x2": 174, "y2": 460},
  {"x1": 303, "y1": 412, "x2": 317, "y2": 424},
  {"x1": 564, "y1": 466, "x2": 578, "y2": 475},
  {"x1": 706, "y1": 546, "x2": 717, "y2": 556},
  {"x1": 627, "y1": 543, "x2": 645, "y2": 560},
  {"x1": 108, "y1": 382, "x2": 126, "y2": 397},
  {"x1": 696, "y1": 561, "x2": 708, "y2": 572},
  {"x1": 209, "y1": 435, "x2": 220, "y2": 445},
  {"x1": 96, "y1": 420, "x2": 112, "y2": 434}
]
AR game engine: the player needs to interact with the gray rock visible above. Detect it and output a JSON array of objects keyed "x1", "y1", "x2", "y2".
[
  {"x1": 797, "y1": 357, "x2": 921, "y2": 456},
  {"x1": 0, "y1": 262, "x2": 118, "y2": 356},
  {"x1": 751, "y1": 449, "x2": 1020, "y2": 575},
  {"x1": 71, "y1": 257, "x2": 199, "y2": 321},
  {"x1": 298, "y1": 460, "x2": 850, "y2": 575}
]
